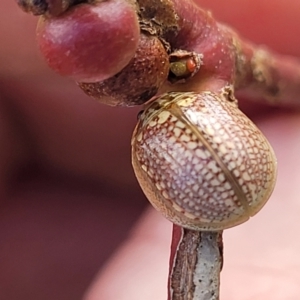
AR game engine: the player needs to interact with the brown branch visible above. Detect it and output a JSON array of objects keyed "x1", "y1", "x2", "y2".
[
  {"x1": 168, "y1": 225, "x2": 223, "y2": 300},
  {"x1": 210, "y1": 25, "x2": 300, "y2": 107}
]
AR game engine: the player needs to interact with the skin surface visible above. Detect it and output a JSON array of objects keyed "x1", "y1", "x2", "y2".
[{"x1": 1, "y1": 0, "x2": 300, "y2": 299}]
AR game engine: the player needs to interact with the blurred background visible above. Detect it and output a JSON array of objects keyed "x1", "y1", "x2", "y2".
[{"x1": 0, "y1": 1, "x2": 147, "y2": 299}]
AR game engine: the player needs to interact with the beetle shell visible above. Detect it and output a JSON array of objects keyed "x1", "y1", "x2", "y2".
[{"x1": 131, "y1": 90, "x2": 277, "y2": 231}]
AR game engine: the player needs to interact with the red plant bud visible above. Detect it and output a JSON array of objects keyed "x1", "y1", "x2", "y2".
[{"x1": 36, "y1": 0, "x2": 140, "y2": 82}]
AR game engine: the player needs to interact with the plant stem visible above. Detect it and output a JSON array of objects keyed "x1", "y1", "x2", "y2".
[
  {"x1": 222, "y1": 26, "x2": 300, "y2": 107},
  {"x1": 168, "y1": 225, "x2": 223, "y2": 300},
  {"x1": 143, "y1": 0, "x2": 300, "y2": 107}
]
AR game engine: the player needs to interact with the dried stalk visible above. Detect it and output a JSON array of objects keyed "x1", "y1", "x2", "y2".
[{"x1": 168, "y1": 226, "x2": 223, "y2": 300}]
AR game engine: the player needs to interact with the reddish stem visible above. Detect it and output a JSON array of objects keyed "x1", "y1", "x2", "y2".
[
  {"x1": 17, "y1": 0, "x2": 300, "y2": 107},
  {"x1": 156, "y1": 0, "x2": 300, "y2": 107}
]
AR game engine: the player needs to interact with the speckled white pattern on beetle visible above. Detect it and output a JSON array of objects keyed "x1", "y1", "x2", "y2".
[{"x1": 131, "y1": 88, "x2": 277, "y2": 231}]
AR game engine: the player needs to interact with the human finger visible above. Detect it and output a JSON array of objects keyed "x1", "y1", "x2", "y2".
[{"x1": 84, "y1": 110, "x2": 300, "y2": 300}]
